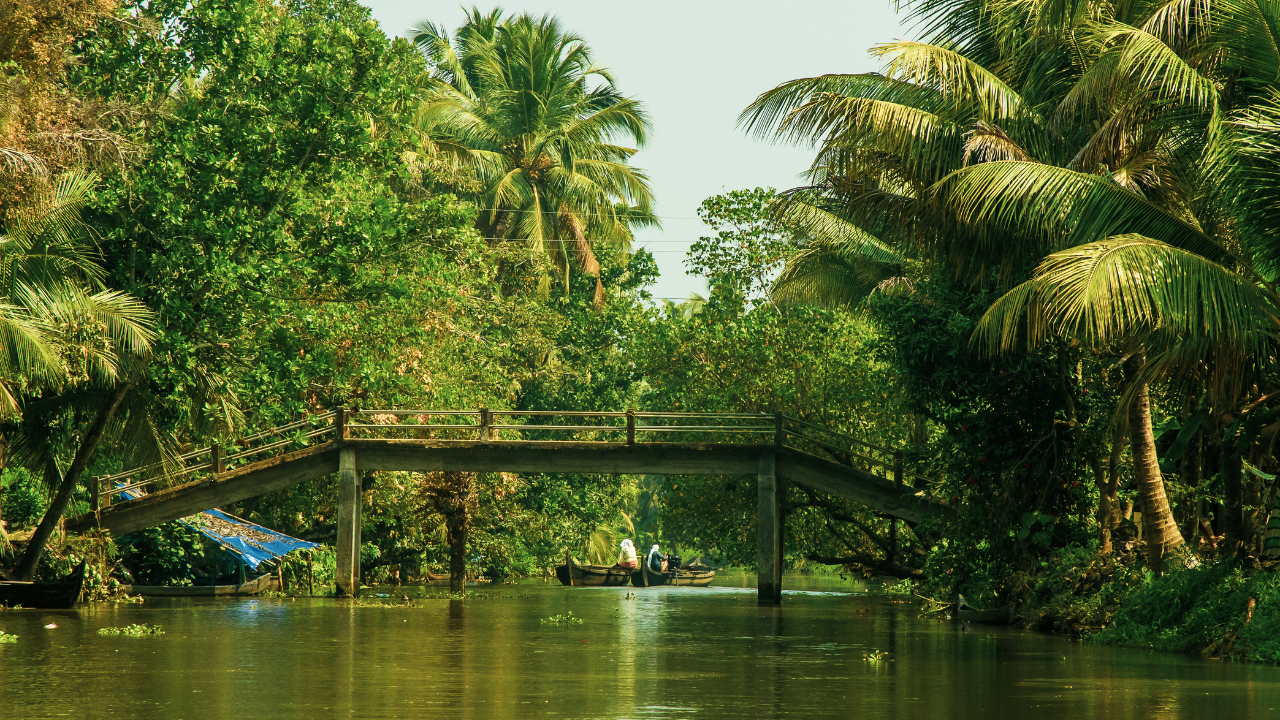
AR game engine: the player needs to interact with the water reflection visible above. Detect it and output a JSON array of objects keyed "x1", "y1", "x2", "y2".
[{"x1": 1, "y1": 572, "x2": 1278, "y2": 719}]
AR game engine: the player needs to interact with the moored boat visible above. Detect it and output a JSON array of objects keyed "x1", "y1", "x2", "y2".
[
  {"x1": 955, "y1": 595, "x2": 1011, "y2": 624},
  {"x1": 0, "y1": 562, "x2": 86, "y2": 609},
  {"x1": 122, "y1": 571, "x2": 279, "y2": 597},
  {"x1": 632, "y1": 562, "x2": 715, "y2": 588},
  {"x1": 555, "y1": 557, "x2": 633, "y2": 586}
]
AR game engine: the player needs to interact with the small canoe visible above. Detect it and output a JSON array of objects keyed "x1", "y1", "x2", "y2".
[
  {"x1": 425, "y1": 573, "x2": 491, "y2": 584},
  {"x1": 122, "y1": 572, "x2": 279, "y2": 597},
  {"x1": 632, "y1": 562, "x2": 715, "y2": 588},
  {"x1": 0, "y1": 562, "x2": 86, "y2": 609},
  {"x1": 555, "y1": 557, "x2": 633, "y2": 587},
  {"x1": 955, "y1": 595, "x2": 1011, "y2": 624}
]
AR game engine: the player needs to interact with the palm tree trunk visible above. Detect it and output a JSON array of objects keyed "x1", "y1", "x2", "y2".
[
  {"x1": 1125, "y1": 359, "x2": 1183, "y2": 571},
  {"x1": 13, "y1": 383, "x2": 130, "y2": 580}
]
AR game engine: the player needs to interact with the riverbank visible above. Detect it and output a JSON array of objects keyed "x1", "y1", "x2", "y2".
[{"x1": 1011, "y1": 547, "x2": 1280, "y2": 663}]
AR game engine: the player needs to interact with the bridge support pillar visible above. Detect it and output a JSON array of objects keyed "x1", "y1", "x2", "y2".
[
  {"x1": 336, "y1": 447, "x2": 362, "y2": 597},
  {"x1": 758, "y1": 451, "x2": 782, "y2": 606}
]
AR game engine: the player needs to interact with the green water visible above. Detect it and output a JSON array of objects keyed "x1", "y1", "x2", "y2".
[{"x1": 3, "y1": 572, "x2": 1279, "y2": 719}]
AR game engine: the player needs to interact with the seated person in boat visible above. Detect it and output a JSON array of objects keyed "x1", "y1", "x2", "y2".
[
  {"x1": 616, "y1": 539, "x2": 638, "y2": 569},
  {"x1": 647, "y1": 544, "x2": 668, "y2": 573}
]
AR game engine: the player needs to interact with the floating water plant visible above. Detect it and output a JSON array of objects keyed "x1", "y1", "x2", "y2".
[
  {"x1": 541, "y1": 611, "x2": 584, "y2": 625},
  {"x1": 98, "y1": 624, "x2": 164, "y2": 636},
  {"x1": 0, "y1": 631, "x2": 16, "y2": 643}
]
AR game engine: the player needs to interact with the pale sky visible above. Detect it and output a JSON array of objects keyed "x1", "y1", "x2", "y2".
[{"x1": 360, "y1": 1, "x2": 912, "y2": 300}]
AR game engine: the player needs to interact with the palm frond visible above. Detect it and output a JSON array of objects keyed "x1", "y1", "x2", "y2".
[
  {"x1": 934, "y1": 161, "x2": 1228, "y2": 274},
  {"x1": 973, "y1": 233, "x2": 1277, "y2": 354},
  {"x1": 871, "y1": 40, "x2": 1025, "y2": 120}
]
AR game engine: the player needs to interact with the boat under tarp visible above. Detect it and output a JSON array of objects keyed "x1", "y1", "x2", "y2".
[
  {"x1": 117, "y1": 486, "x2": 318, "y2": 595},
  {"x1": 122, "y1": 571, "x2": 280, "y2": 597}
]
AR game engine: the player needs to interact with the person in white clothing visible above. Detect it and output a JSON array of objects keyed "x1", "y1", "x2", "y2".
[
  {"x1": 646, "y1": 544, "x2": 667, "y2": 573},
  {"x1": 616, "y1": 539, "x2": 638, "y2": 569}
]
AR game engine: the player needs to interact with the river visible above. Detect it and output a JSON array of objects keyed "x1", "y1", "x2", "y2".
[{"x1": 3, "y1": 572, "x2": 1278, "y2": 719}]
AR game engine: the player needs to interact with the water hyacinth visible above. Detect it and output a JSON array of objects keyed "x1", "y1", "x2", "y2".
[{"x1": 97, "y1": 624, "x2": 164, "y2": 636}]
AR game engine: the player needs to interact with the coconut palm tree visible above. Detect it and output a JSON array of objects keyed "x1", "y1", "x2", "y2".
[
  {"x1": 410, "y1": 9, "x2": 658, "y2": 302},
  {"x1": 740, "y1": 0, "x2": 1280, "y2": 567},
  {"x1": 0, "y1": 172, "x2": 157, "y2": 579}
]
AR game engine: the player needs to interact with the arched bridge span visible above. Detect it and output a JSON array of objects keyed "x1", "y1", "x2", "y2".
[{"x1": 67, "y1": 410, "x2": 935, "y2": 605}]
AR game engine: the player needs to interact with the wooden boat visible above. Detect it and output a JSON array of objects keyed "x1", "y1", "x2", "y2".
[
  {"x1": 425, "y1": 573, "x2": 491, "y2": 584},
  {"x1": 955, "y1": 595, "x2": 1011, "y2": 624},
  {"x1": 0, "y1": 562, "x2": 86, "y2": 609},
  {"x1": 554, "y1": 557, "x2": 634, "y2": 587},
  {"x1": 122, "y1": 571, "x2": 279, "y2": 597},
  {"x1": 632, "y1": 562, "x2": 716, "y2": 588}
]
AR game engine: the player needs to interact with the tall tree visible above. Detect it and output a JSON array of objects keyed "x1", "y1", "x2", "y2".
[{"x1": 410, "y1": 9, "x2": 658, "y2": 301}]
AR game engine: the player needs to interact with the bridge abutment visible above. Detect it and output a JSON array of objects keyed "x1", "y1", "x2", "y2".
[
  {"x1": 336, "y1": 447, "x2": 362, "y2": 597},
  {"x1": 758, "y1": 451, "x2": 783, "y2": 606}
]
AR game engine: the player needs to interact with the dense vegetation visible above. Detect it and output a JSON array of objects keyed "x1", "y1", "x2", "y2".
[{"x1": 4, "y1": 0, "x2": 1280, "y2": 661}]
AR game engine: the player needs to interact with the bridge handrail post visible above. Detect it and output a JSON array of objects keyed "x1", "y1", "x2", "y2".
[
  {"x1": 211, "y1": 444, "x2": 225, "y2": 474},
  {"x1": 774, "y1": 412, "x2": 785, "y2": 449},
  {"x1": 479, "y1": 407, "x2": 491, "y2": 442},
  {"x1": 335, "y1": 408, "x2": 348, "y2": 442},
  {"x1": 889, "y1": 449, "x2": 903, "y2": 570},
  {"x1": 626, "y1": 409, "x2": 636, "y2": 445}
]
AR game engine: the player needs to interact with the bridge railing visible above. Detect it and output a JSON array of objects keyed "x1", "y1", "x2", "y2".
[
  {"x1": 781, "y1": 415, "x2": 932, "y2": 489},
  {"x1": 93, "y1": 411, "x2": 337, "y2": 506},
  {"x1": 93, "y1": 408, "x2": 931, "y2": 504},
  {"x1": 344, "y1": 409, "x2": 777, "y2": 445}
]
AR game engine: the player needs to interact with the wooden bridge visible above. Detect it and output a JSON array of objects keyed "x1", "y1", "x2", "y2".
[{"x1": 67, "y1": 409, "x2": 935, "y2": 605}]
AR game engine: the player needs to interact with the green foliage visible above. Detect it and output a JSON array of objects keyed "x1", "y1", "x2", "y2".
[
  {"x1": 97, "y1": 624, "x2": 164, "y2": 636},
  {"x1": 636, "y1": 190, "x2": 919, "y2": 570},
  {"x1": 116, "y1": 523, "x2": 206, "y2": 586},
  {"x1": 686, "y1": 187, "x2": 788, "y2": 299},
  {"x1": 541, "y1": 610, "x2": 583, "y2": 625},
  {"x1": 0, "y1": 631, "x2": 15, "y2": 642},
  {"x1": 278, "y1": 546, "x2": 335, "y2": 596},
  {"x1": 0, "y1": 467, "x2": 46, "y2": 528},
  {"x1": 870, "y1": 272, "x2": 1103, "y2": 603}
]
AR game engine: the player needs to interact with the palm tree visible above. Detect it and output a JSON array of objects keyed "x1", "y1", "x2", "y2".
[
  {"x1": 0, "y1": 172, "x2": 157, "y2": 579},
  {"x1": 410, "y1": 9, "x2": 658, "y2": 302},
  {"x1": 739, "y1": 0, "x2": 1280, "y2": 567}
]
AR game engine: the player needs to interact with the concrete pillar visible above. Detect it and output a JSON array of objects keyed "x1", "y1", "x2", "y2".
[
  {"x1": 758, "y1": 451, "x2": 781, "y2": 606},
  {"x1": 336, "y1": 447, "x2": 361, "y2": 597}
]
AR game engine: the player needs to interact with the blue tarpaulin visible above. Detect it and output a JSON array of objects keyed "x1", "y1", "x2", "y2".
[
  {"x1": 121, "y1": 487, "x2": 319, "y2": 569},
  {"x1": 182, "y1": 509, "x2": 319, "y2": 570}
]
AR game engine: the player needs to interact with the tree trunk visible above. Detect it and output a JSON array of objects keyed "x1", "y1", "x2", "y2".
[
  {"x1": 444, "y1": 471, "x2": 473, "y2": 593},
  {"x1": 1125, "y1": 362, "x2": 1184, "y2": 571},
  {"x1": 1093, "y1": 429, "x2": 1124, "y2": 554},
  {"x1": 1181, "y1": 428, "x2": 1203, "y2": 541},
  {"x1": 446, "y1": 509, "x2": 468, "y2": 593},
  {"x1": 1221, "y1": 446, "x2": 1244, "y2": 555},
  {"x1": 13, "y1": 383, "x2": 130, "y2": 580}
]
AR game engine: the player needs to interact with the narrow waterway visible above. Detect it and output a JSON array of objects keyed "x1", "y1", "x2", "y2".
[{"x1": 3, "y1": 572, "x2": 1278, "y2": 719}]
